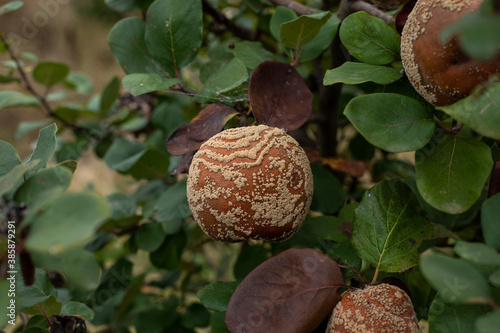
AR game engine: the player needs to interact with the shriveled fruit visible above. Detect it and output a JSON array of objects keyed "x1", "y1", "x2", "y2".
[
  {"x1": 187, "y1": 125, "x2": 313, "y2": 242},
  {"x1": 327, "y1": 283, "x2": 419, "y2": 333},
  {"x1": 401, "y1": 0, "x2": 500, "y2": 106}
]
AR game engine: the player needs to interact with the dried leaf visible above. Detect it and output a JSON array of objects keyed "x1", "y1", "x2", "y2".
[
  {"x1": 322, "y1": 157, "x2": 366, "y2": 178},
  {"x1": 249, "y1": 61, "x2": 313, "y2": 131},
  {"x1": 226, "y1": 248, "x2": 343, "y2": 333},
  {"x1": 165, "y1": 103, "x2": 239, "y2": 156}
]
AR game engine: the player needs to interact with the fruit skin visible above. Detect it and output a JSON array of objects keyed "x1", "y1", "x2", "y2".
[
  {"x1": 327, "y1": 283, "x2": 420, "y2": 333},
  {"x1": 186, "y1": 125, "x2": 313, "y2": 243},
  {"x1": 401, "y1": 0, "x2": 500, "y2": 106},
  {"x1": 370, "y1": 0, "x2": 408, "y2": 8}
]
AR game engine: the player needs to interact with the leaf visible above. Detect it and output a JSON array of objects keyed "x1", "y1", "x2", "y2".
[
  {"x1": 415, "y1": 132, "x2": 493, "y2": 214},
  {"x1": 438, "y1": 82, "x2": 500, "y2": 140},
  {"x1": 344, "y1": 93, "x2": 434, "y2": 153},
  {"x1": 198, "y1": 281, "x2": 239, "y2": 312},
  {"x1": 30, "y1": 248, "x2": 101, "y2": 292},
  {"x1": 149, "y1": 230, "x2": 187, "y2": 270},
  {"x1": 0, "y1": 159, "x2": 40, "y2": 196},
  {"x1": 32, "y1": 62, "x2": 70, "y2": 87},
  {"x1": 63, "y1": 72, "x2": 93, "y2": 94},
  {"x1": 228, "y1": 41, "x2": 276, "y2": 70},
  {"x1": 249, "y1": 61, "x2": 313, "y2": 131},
  {"x1": 0, "y1": 140, "x2": 21, "y2": 176},
  {"x1": 25, "y1": 192, "x2": 111, "y2": 254},
  {"x1": 352, "y1": 179, "x2": 434, "y2": 273},
  {"x1": 270, "y1": 6, "x2": 297, "y2": 42},
  {"x1": 100, "y1": 76, "x2": 120, "y2": 115},
  {"x1": 181, "y1": 303, "x2": 211, "y2": 329},
  {"x1": 136, "y1": 222, "x2": 166, "y2": 252},
  {"x1": 0, "y1": 91, "x2": 41, "y2": 110},
  {"x1": 324, "y1": 62, "x2": 403, "y2": 85},
  {"x1": 420, "y1": 252, "x2": 492, "y2": 304},
  {"x1": 16, "y1": 268, "x2": 59, "y2": 312},
  {"x1": 226, "y1": 248, "x2": 343, "y2": 333},
  {"x1": 234, "y1": 245, "x2": 270, "y2": 280},
  {"x1": 108, "y1": 17, "x2": 168, "y2": 75},
  {"x1": 104, "y1": 137, "x2": 147, "y2": 172},
  {"x1": 23, "y1": 295, "x2": 62, "y2": 318},
  {"x1": 310, "y1": 164, "x2": 346, "y2": 214},
  {"x1": 196, "y1": 58, "x2": 249, "y2": 102},
  {"x1": 14, "y1": 165, "x2": 73, "y2": 212},
  {"x1": 127, "y1": 147, "x2": 170, "y2": 180},
  {"x1": 122, "y1": 73, "x2": 180, "y2": 96},
  {"x1": 280, "y1": 11, "x2": 332, "y2": 49},
  {"x1": 60, "y1": 301, "x2": 94, "y2": 320},
  {"x1": 339, "y1": 11, "x2": 400, "y2": 65},
  {"x1": 15, "y1": 119, "x2": 52, "y2": 139},
  {"x1": 154, "y1": 179, "x2": 191, "y2": 222},
  {"x1": 428, "y1": 294, "x2": 489, "y2": 333},
  {"x1": 165, "y1": 103, "x2": 238, "y2": 156},
  {"x1": 481, "y1": 194, "x2": 500, "y2": 251},
  {"x1": 454, "y1": 241, "x2": 500, "y2": 267},
  {"x1": 144, "y1": 0, "x2": 203, "y2": 77},
  {"x1": 0, "y1": 1, "x2": 23, "y2": 15},
  {"x1": 299, "y1": 14, "x2": 341, "y2": 62},
  {"x1": 476, "y1": 309, "x2": 500, "y2": 333},
  {"x1": 27, "y1": 123, "x2": 58, "y2": 177}
]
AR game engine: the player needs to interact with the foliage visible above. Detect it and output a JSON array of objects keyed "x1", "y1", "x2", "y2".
[{"x1": 0, "y1": 0, "x2": 499, "y2": 332}]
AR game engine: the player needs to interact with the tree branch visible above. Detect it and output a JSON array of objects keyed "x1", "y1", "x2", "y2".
[
  {"x1": 268, "y1": 0, "x2": 318, "y2": 15},
  {"x1": 338, "y1": 0, "x2": 395, "y2": 23}
]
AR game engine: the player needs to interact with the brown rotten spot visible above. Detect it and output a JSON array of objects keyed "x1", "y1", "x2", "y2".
[
  {"x1": 186, "y1": 125, "x2": 313, "y2": 242},
  {"x1": 401, "y1": 0, "x2": 500, "y2": 106}
]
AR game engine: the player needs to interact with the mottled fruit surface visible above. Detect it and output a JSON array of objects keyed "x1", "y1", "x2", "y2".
[
  {"x1": 327, "y1": 284, "x2": 420, "y2": 333},
  {"x1": 187, "y1": 125, "x2": 313, "y2": 242},
  {"x1": 401, "y1": 0, "x2": 500, "y2": 106}
]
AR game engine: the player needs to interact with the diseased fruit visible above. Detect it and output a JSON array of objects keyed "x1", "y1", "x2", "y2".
[
  {"x1": 186, "y1": 124, "x2": 313, "y2": 242},
  {"x1": 327, "y1": 284, "x2": 420, "y2": 333},
  {"x1": 401, "y1": 0, "x2": 500, "y2": 106},
  {"x1": 370, "y1": 0, "x2": 408, "y2": 8}
]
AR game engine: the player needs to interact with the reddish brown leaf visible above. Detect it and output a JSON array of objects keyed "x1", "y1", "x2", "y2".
[
  {"x1": 165, "y1": 103, "x2": 239, "y2": 156},
  {"x1": 225, "y1": 248, "x2": 344, "y2": 333},
  {"x1": 249, "y1": 61, "x2": 313, "y2": 131},
  {"x1": 322, "y1": 157, "x2": 366, "y2": 178},
  {"x1": 395, "y1": 0, "x2": 417, "y2": 35}
]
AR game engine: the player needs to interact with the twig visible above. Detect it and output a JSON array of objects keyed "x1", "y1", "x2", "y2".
[
  {"x1": 202, "y1": 0, "x2": 254, "y2": 40},
  {"x1": 268, "y1": 0, "x2": 318, "y2": 15},
  {"x1": 349, "y1": 0, "x2": 395, "y2": 23}
]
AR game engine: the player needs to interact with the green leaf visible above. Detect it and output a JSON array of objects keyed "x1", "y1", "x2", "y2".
[
  {"x1": 428, "y1": 294, "x2": 489, "y2": 333},
  {"x1": 16, "y1": 268, "x2": 58, "y2": 312},
  {"x1": 0, "y1": 279, "x2": 10, "y2": 328},
  {"x1": 181, "y1": 303, "x2": 211, "y2": 329},
  {"x1": 145, "y1": 0, "x2": 203, "y2": 76},
  {"x1": 108, "y1": 17, "x2": 168, "y2": 75},
  {"x1": 0, "y1": 159, "x2": 39, "y2": 196},
  {"x1": 136, "y1": 222, "x2": 166, "y2": 252},
  {"x1": 415, "y1": 132, "x2": 493, "y2": 214},
  {"x1": 32, "y1": 61, "x2": 70, "y2": 87},
  {"x1": 91, "y1": 258, "x2": 132, "y2": 307},
  {"x1": 270, "y1": 6, "x2": 297, "y2": 42},
  {"x1": 15, "y1": 119, "x2": 52, "y2": 139},
  {"x1": 324, "y1": 62, "x2": 403, "y2": 85},
  {"x1": 0, "y1": 140, "x2": 21, "y2": 176},
  {"x1": 122, "y1": 73, "x2": 180, "y2": 96},
  {"x1": 481, "y1": 194, "x2": 500, "y2": 251},
  {"x1": 149, "y1": 230, "x2": 187, "y2": 270},
  {"x1": 63, "y1": 72, "x2": 93, "y2": 94},
  {"x1": 300, "y1": 14, "x2": 341, "y2": 62},
  {"x1": 104, "y1": 137, "x2": 147, "y2": 172},
  {"x1": 14, "y1": 166, "x2": 73, "y2": 211},
  {"x1": 100, "y1": 76, "x2": 120, "y2": 115},
  {"x1": 476, "y1": 309, "x2": 500, "y2": 333},
  {"x1": 438, "y1": 82, "x2": 500, "y2": 140},
  {"x1": 31, "y1": 248, "x2": 100, "y2": 292},
  {"x1": 27, "y1": 123, "x2": 58, "y2": 177},
  {"x1": 344, "y1": 93, "x2": 434, "y2": 153},
  {"x1": 420, "y1": 251, "x2": 492, "y2": 304},
  {"x1": 310, "y1": 164, "x2": 346, "y2": 214},
  {"x1": 128, "y1": 147, "x2": 170, "y2": 180},
  {"x1": 23, "y1": 295, "x2": 62, "y2": 318},
  {"x1": 0, "y1": 91, "x2": 41, "y2": 110},
  {"x1": 0, "y1": 1, "x2": 23, "y2": 15},
  {"x1": 352, "y1": 179, "x2": 433, "y2": 273},
  {"x1": 0, "y1": 74, "x2": 20, "y2": 83},
  {"x1": 490, "y1": 268, "x2": 500, "y2": 286},
  {"x1": 155, "y1": 179, "x2": 191, "y2": 222},
  {"x1": 234, "y1": 245, "x2": 269, "y2": 280},
  {"x1": 25, "y1": 192, "x2": 111, "y2": 253},
  {"x1": 339, "y1": 11, "x2": 400, "y2": 65},
  {"x1": 197, "y1": 281, "x2": 239, "y2": 312},
  {"x1": 454, "y1": 241, "x2": 500, "y2": 267},
  {"x1": 51, "y1": 105, "x2": 99, "y2": 123},
  {"x1": 196, "y1": 58, "x2": 249, "y2": 102},
  {"x1": 228, "y1": 41, "x2": 276, "y2": 70},
  {"x1": 280, "y1": 11, "x2": 332, "y2": 49},
  {"x1": 60, "y1": 301, "x2": 94, "y2": 320}
]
